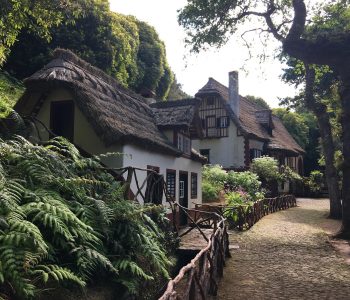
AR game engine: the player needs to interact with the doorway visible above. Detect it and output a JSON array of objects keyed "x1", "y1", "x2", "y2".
[{"x1": 179, "y1": 171, "x2": 188, "y2": 226}]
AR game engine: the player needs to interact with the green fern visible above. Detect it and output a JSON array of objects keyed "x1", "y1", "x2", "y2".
[{"x1": 0, "y1": 135, "x2": 173, "y2": 299}]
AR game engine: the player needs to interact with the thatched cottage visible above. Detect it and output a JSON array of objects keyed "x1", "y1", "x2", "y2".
[
  {"x1": 192, "y1": 72, "x2": 305, "y2": 193},
  {"x1": 15, "y1": 49, "x2": 206, "y2": 223}
]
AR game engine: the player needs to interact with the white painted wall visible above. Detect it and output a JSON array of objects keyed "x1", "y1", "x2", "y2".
[
  {"x1": 34, "y1": 88, "x2": 124, "y2": 162},
  {"x1": 33, "y1": 88, "x2": 203, "y2": 209},
  {"x1": 192, "y1": 122, "x2": 245, "y2": 168},
  {"x1": 122, "y1": 144, "x2": 202, "y2": 208}
]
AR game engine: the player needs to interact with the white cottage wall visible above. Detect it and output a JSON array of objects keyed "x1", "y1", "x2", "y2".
[
  {"x1": 35, "y1": 88, "x2": 123, "y2": 161},
  {"x1": 122, "y1": 144, "x2": 202, "y2": 208},
  {"x1": 192, "y1": 122, "x2": 245, "y2": 168}
]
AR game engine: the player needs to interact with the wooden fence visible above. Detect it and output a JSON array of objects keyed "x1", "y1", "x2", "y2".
[
  {"x1": 196, "y1": 195, "x2": 296, "y2": 231},
  {"x1": 159, "y1": 206, "x2": 230, "y2": 300}
]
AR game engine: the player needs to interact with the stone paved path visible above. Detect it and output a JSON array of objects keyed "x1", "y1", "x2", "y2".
[{"x1": 216, "y1": 198, "x2": 350, "y2": 300}]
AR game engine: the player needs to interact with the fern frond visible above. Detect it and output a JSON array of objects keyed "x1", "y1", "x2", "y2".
[
  {"x1": 114, "y1": 259, "x2": 153, "y2": 281},
  {"x1": 31, "y1": 264, "x2": 85, "y2": 287}
]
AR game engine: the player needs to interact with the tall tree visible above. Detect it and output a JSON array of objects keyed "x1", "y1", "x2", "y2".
[
  {"x1": 0, "y1": 0, "x2": 96, "y2": 65},
  {"x1": 281, "y1": 57, "x2": 342, "y2": 218},
  {"x1": 245, "y1": 95, "x2": 270, "y2": 109},
  {"x1": 167, "y1": 75, "x2": 191, "y2": 100},
  {"x1": 3, "y1": 5, "x2": 174, "y2": 99},
  {"x1": 178, "y1": 0, "x2": 350, "y2": 235}
]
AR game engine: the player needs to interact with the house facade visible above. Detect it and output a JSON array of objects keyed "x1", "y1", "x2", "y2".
[
  {"x1": 14, "y1": 49, "x2": 206, "y2": 224},
  {"x1": 192, "y1": 71, "x2": 304, "y2": 192}
]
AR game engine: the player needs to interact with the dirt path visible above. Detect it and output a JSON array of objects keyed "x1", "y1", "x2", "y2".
[{"x1": 216, "y1": 198, "x2": 350, "y2": 300}]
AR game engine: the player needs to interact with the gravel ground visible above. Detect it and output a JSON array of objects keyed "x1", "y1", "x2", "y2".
[{"x1": 216, "y1": 198, "x2": 350, "y2": 300}]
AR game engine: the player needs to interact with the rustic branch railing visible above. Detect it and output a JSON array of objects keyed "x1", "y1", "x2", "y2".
[
  {"x1": 159, "y1": 207, "x2": 230, "y2": 300},
  {"x1": 196, "y1": 195, "x2": 296, "y2": 231},
  {"x1": 96, "y1": 166, "x2": 231, "y2": 299}
]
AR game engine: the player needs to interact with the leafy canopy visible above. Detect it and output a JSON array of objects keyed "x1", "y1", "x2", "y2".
[{"x1": 3, "y1": 1, "x2": 174, "y2": 99}]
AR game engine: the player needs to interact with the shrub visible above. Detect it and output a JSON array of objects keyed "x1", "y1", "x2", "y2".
[
  {"x1": 307, "y1": 170, "x2": 324, "y2": 193},
  {"x1": 202, "y1": 165, "x2": 228, "y2": 187},
  {"x1": 280, "y1": 165, "x2": 302, "y2": 182},
  {"x1": 201, "y1": 165, "x2": 228, "y2": 202},
  {"x1": 226, "y1": 171, "x2": 264, "y2": 201},
  {"x1": 202, "y1": 181, "x2": 220, "y2": 201},
  {"x1": 250, "y1": 156, "x2": 281, "y2": 182}
]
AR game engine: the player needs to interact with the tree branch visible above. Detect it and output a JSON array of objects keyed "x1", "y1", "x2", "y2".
[{"x1": 286, "y1": 0, "x2": 307, "y2": 42}]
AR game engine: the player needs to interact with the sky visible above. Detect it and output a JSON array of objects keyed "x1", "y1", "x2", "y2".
[{"x1": 109, "y1": 0, "x2": 299, "y2": 108}]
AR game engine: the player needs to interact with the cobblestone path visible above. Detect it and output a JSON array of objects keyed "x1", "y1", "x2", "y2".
[{"x1": 216, "y1": 199, "x2": 350, "y2": 300}]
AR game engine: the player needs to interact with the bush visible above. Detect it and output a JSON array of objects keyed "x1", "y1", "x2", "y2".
[
  {"x1": 250, "y1": 156, "x2": 280, "y2": 182},
  {"x1": 280, "y1": 165, "x2": 302, "y2": 182},
  {"x1": 226, "y1": 171, "x2": 264, "y2": 201},
  {"x1": 202, "y1": 181, "x2": 220, "y2": 201},
  {"x1": 202, "y1": 165, "x2": 228, "y2": 187},
  {"x1": 307, "y1": 170, "x2": 324, "y2": 193},
  {"x1": 201, "y1": 165, "x2": 228, "y2": 202}
]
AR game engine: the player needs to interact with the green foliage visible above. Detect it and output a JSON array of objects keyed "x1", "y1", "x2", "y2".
[
  {"x1": 0, "y1": 0, "x2": 93, "y2": 65},
  {"x1": 306, "y1": 170, "x2": 324, "y2": 193},
  {"x1": 273, "y1": 108, "x2": 309, "y2": 149},
  {"x1": 0, "y1": 71, "x2": 24, "y2": 117},
  {"x1": 245, "y1": 95, "x2": 270, "y2": 109},
  {"x1": 3, "y1": 1, "x2": 174, "y2": 99},
  {"x1": 280, "y1": 165, "x2": 302, "y2": 182},
  {"x1": 250, "y1": 156, "x2": 281, "y2": 182},
  {"x1": 0, "y1": 136, "x2": 173, "y2": 299},
  {"x1": 202, "y1": 165, "x2": 228, "y2": 187},
  {"x1": 226, "y1": 171, "x2": 264, "y2": 201},
  {"x1": 167, "y1": 75, "x2": 191, "y2": 100},
  {"x1": 202, "y1": 181, "x2": 220, "y2": 201}
]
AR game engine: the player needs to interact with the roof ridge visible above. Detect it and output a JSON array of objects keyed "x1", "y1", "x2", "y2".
[{"x1": 52, "y1": 48, "x2": 147, "y2": 105}]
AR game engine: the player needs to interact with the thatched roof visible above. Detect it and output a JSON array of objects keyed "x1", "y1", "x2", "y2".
[
  {"x1": 196, "y1": 78, "x2": 305, "y2": 155},
  {"x1": 150, "y1": 98, "x2": 203, "y2": 138},
  {"x1": 15, "y1": 49, "x2": 183, "y2": 156}
]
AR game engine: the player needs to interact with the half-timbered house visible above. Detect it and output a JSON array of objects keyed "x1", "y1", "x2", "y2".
[{"x1": 192, "y1": 71, "x2": 305, "y2": 192}]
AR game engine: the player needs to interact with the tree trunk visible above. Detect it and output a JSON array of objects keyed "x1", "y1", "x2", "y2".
[
  {"x1": 339, "y1": 72, "x2": 350, "y2": 237},
  {"x1": 315, "y1": 110, "x2": 342, "y2": 219},
  {"x1": 304, "y1": 65, "x2": 342, "y2": 219}
]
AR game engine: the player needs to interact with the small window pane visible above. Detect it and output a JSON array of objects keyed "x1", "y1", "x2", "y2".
[
  {"x1": 191, "y1": 173, "x2": 198, "y2": 198},
  {"x1": 179, "y1": 181, "x2": 185, "y2": 198},
  {"x1": 166, "y1": 171, "x2": 176, "y2": 198}
]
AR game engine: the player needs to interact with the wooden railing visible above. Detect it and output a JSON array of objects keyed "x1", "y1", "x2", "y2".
[
  {"x1": 196, "y1": 195, "x2": 296, "y2": 231},
  {"x1": 159, "y1": 206, "x2": 230, "y2": 300},
  {"x1": 228, "y1": 194, "x2": 296, "y2": 230}
]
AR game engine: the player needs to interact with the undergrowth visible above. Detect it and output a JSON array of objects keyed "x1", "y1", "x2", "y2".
[{"x1": 0, "y1": 135, "x2": 173, "y2": 299}]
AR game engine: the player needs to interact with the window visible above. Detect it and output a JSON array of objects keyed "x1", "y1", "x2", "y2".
[
  {"x1": 200, "y1": 149, "x2": 210, "y2": 164},
  {"x1": 166, "y1": 170, "x2": 176, "y2": 199},
  {"x1": 206, "y1": 115, "x2": 217, "y2": 137},
  {"x1": 177, "y1": 133, "x2": 191, "y2": 155},
  {"x1": 50, "y1": 101, "x2": 74, "y2": 141},
  {"x1": 191, "y1": 173, "x2": 198, "y2": 198},
  {"x1": 179, "y1": 181, "x2": 185, "y2": 198},
  {"x1": 218, "y1": 116, "x2": 229, "y2": 128},
  {"x1": 250, "y1": 149, "x2": 262, "y2": 161}
]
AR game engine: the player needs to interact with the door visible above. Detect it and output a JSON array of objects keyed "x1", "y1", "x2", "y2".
[{"x1": 179, "y1": 172, "x2": 188, "y2": 226}]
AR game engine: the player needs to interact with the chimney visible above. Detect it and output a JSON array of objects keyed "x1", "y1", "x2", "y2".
[{"x1": 229, "y1": 71, "x2": 240, "y2": 118}]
